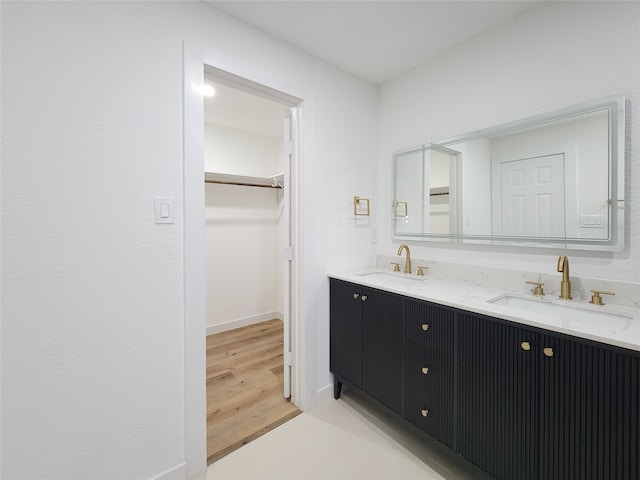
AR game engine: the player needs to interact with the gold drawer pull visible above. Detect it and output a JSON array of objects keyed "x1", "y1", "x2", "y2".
[
  {"x1": 521, "y1": 341, "x2": 531, "y2": 351},
  {"x1": 543, "y1": 347, "x2": 554, "y2": 357},
  {"x1": 421, "y1": 367, "x2": 429, "y2": 375},
  {"x1": 421, "y1": 323, "x2": 430, "y2": 331},
  {"x1": 353, "y1": 293, "x2": 359, "y2": 299},
  {"x1": 361, "y1": 295, "x2": 368, "y2": 301},
  {"x1": 421, "y1": 409, "x2": 429, "y2": 417}
]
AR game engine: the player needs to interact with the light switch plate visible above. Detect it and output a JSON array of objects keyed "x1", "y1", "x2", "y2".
[{"x1": 155, "y1": 196, "x2": 175, "y2": 224}]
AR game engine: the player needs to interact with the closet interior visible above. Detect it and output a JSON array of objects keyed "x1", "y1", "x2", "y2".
[{"x1": 204, "y1": 78, "x2": 300, "y2": 463}]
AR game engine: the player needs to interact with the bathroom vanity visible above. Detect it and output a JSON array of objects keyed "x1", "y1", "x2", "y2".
[{"x1": 329, "y1": 265, "x2": 640, "y2": 480}]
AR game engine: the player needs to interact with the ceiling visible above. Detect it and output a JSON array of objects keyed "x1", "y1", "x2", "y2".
[{"x1": 206, "y1": 0, "x2": 543, "y2": 84}]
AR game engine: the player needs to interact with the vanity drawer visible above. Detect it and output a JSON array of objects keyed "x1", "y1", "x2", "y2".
[
  {"x1": 403, "y1": 299, "x2": 454, "y2": 355},
  {"x1": 404, "y1": 380, "x2": 454, "y2": 448},
  {"x1": 404, "y1": 342, "x2": 453, "y2": 388}
]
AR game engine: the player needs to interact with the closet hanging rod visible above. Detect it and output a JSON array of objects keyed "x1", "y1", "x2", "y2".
[{"x1": 204, "y1": 178, "x2": 283, "y2": 189}]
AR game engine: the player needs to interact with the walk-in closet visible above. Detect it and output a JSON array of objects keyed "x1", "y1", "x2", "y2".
[{"x1": 203, "y1": 77, "x2": 300, "y2": 463}]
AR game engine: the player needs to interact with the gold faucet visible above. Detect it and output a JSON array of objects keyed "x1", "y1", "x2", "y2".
[
  {"x1": 397, "y1": 244, "x2": 412, "y2": 274},
  {"x1": 557, "y1": 255, "x2": 572, "y2": 300}
]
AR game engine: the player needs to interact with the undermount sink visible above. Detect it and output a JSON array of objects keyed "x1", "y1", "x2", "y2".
[
  {"x1": 489, "y1": 295, "x2": 635, "y2": 331},
  {"x1": 354, "y1": 271, "x2": 425, "y2": 283}
]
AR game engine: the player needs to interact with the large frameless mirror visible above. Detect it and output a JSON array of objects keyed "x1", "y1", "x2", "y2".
[{"x1": 392, "y1": 96, "x2": 625, "y2": 251}]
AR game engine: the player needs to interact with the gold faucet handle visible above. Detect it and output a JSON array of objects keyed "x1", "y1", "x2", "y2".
[
  {"x1": 390, "y1": 262, "x2": 400, "y2": 272},
  {"x1": 526, "y1": 281, "x2": 545, "y2": 296},
  {"x1": 416, "y1": 266, "x2": 428, "y2": 276},
  {"x1": 590, "y1": 289, "x2": 615, "y2": 306}
]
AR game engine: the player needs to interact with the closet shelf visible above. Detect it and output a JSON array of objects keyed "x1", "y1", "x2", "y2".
[{"x1": 204, "y1": 172, "x2": 284, "y2": 189}]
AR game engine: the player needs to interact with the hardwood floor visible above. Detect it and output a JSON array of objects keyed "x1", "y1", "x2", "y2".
[{"x1": 206, "y1": 319, "x2": 302, "y2": 464}]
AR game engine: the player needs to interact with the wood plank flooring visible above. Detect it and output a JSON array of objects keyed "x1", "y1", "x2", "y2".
[{"x1": 206, "y1": 319, "x2": 302, "y2": 464}]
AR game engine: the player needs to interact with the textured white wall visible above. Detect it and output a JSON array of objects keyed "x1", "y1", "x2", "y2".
[
  {"x1": 378, "y1": 1, "x2": 640, "y2": 282},
  {"x1": 0, "y1": 1, "x2": 378, "y2": 479}
]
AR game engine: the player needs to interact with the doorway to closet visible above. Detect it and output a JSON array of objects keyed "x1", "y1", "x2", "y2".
[{"x1": 202, "y1": 70, "x2": 301, "y2": 464}]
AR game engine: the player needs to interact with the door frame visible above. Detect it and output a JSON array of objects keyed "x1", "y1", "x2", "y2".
[{"x1": 182, "y1": 40, "x2": 307, "y2": 478}]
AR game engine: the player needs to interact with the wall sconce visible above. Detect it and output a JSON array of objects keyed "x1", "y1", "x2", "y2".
[{"x1": 353, "y1": 196, "x2": 370, "y2": 216}]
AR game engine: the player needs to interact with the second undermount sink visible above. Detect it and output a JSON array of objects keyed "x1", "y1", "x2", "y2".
[{"x1": 489, "y1": 295, "x2": 636, "y2": 331}]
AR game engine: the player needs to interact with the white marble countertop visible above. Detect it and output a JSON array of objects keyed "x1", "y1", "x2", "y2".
[{"x1": 329, "y1": 267, "x2": 640, "y2": 353}]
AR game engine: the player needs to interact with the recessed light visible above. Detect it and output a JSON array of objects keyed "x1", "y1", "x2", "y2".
[{"x1": 201, "y1": 84, "x2": 215, "y2": 97}]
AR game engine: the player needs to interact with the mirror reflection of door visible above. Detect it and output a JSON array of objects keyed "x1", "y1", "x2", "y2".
[{"x1": 499, "y1": 153, "x2": 565, "y2": 237}]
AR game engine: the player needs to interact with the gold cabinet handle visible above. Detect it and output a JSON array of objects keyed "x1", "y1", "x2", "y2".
[
  {"x1": 421, "y1": 367, "x2": 429, "y2": 375},
  {"x1": 361, "y1": 295, "x2": 368, "y2": 301},
  {"x1": 421, "y1": 409, "x2": 429, "y2": 417},
  {"x1": 353, "y1": 293, "x2": 360, "y2": 299},
  {"x1": 543, "y1": 347, "x2": 554, "y2": 357},
  {"x1": 421, "y1": 323, "x2": 430, "y2": 331},
  {"x1": 521, "y1": 341, "x2": 531, "y2": 351},
  {"x1": 590, "y1": 289, "x2": 615, "y2": 306}
]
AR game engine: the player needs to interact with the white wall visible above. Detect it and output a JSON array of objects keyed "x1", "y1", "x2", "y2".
[
  {"x1": 205, "y1": 185, "x2": 283, "y2": 333},
  {"x1": 0, "y1": 1, "x2": 378, "y2": 479},
  {"x1": 205, "y1": 183, "x2": 282, "y2": 332},
  {"x1": 204, "y1": 122, "x2": 285, "y2": 333},
  {"x1": 204, "y1": 123, "x2": 284, "y2": 177},
  {"x1": 378, "y1": 1, "x2": 640, "y2": 282}
]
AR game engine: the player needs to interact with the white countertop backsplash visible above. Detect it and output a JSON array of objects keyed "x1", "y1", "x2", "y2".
[{"x1": 329, "y1": 255, "x2": 640, "y2": 352}]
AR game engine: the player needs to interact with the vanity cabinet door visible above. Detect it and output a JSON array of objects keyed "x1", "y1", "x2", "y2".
[
  {"x1": 329, "y1": 279, "x2": 403, "y2": 413},
  {"x1": 361, "y1": 288, "x2": 402, "y2": 413},
  {"x1": 458, "y1": 312, "x2": 640, "y2": 480},
  {"x1": 330, "y1": 279, "x2": 363, "y2": 388},
  {"x1": 538, "y1": 334, "x2": 640, "y2": 480},
  {"x1": 457, "y1": 312, "x2": 539, "y2": 480}
]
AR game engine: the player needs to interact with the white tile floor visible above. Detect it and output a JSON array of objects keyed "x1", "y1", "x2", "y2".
[{"x1": 207, "y1": 389, "x2": 490, "y2": 480}]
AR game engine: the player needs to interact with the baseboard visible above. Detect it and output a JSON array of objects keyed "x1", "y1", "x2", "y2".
[
  {"x1": 148, "y1": 461, "x2": 187, "y2": 480},
  {"x1": 315, "y1": 382, "x2": 335, "y2": 407},
  {"x1": 206, "y1": 311, "x2": 283, "y2": 336}
]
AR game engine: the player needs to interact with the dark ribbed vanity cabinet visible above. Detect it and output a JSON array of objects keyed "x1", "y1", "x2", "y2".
[
  {"x1": 457, "y1": 312, "x2": 539, "y2": 480},
  {"x1": 403, "y1": 299, "x2": 455, "y2": 448},
  {"x1": 458, "y1": 312, "x2": 640, "y2": 480},
  {"x1": 330, "y1": 278, "x2": 639, "y2": 480},
  {"x1": 329, "y1": 279, "x2": 403, "y2": 413}
]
